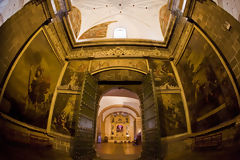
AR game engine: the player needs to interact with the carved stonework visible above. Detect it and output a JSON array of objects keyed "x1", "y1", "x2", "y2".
[
  {"x1": 90, "y1": 59, "x2": 148, "y2": 73},
  {"x1": 67, "y1": 46, "x2": 170, "y2": 59},
  {"x1": 44, "y1": 25, "x2": 66, "y2": 64}
]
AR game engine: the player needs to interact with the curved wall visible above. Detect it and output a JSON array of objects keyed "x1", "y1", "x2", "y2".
[{"x1": 0, "y1": 0, "x2": 239, "y2": 159}]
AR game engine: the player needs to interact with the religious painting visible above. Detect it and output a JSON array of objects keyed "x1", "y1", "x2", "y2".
[
  {"x1": 0, "y1": 30, "x2": 62, "y2": 129},
  {"x1": 59, "y1": 61, "x2": 89, "y2": 91},
  {"x1": 116, "y1": 125, "x2": 123, "y2": 132},
  {"x1": 149, "y1": 59, "x2": 178, "y2": 89},
  {"x1": 158, "y1": 93, "x2": 187, "y2": 137},
  {"x1": 176, "y1": 29, "x2": 239, "y2": 132},
  {"x1": 94, "y1": 69, "x2": 144, "y2": 81},
  {"x1": 51, "y1": 93, "x2": 80, "y2": 136}
]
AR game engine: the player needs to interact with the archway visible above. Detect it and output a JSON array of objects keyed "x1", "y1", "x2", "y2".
[{"x1": 95, "y1": 87, "x2": 143, "y2": 159}]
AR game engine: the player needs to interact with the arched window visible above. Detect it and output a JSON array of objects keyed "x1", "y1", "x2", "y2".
[{"x1": 114, "y1": 28, "x2": 127, "y2": 38}]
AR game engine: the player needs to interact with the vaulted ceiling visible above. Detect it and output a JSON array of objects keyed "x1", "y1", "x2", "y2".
[{"x1": 71, "y1": 0, "x2": 169, "y2": 41}]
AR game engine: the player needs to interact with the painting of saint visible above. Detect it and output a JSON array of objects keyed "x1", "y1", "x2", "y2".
[
  {"x1": 0, "y1": 31, "x2": 62, "y2": 129},
  {"x1": 51, "y1": 94, "x2": 80, "y2": 136},
  {"x1": 176, "y1": 30, "x2": 239, "y2": 132}
]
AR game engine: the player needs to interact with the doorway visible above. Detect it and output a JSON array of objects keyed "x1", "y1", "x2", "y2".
[
  {"x1": 72, "y1": 70, "x2": 161, "y2": 159},
  {"x1": 95, "y1": 88, "x2": 142, "y2": 159}
]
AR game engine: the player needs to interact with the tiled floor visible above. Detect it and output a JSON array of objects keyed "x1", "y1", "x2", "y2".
[{"x1": 95, "y1": 143, "x2": 142, "y2": 160}]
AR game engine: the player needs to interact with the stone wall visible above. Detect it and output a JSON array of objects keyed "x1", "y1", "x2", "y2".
[
  {"x1": 0, "y1": 2, "x2": 50, "y2": 86},
  {"x1": 190, "y1": 0, "x2": 240, "y2": 87}
]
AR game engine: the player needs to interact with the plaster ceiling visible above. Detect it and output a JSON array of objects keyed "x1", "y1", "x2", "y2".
[
  {"x1": 98, "y1": 96, "x2": 141, "y2": 116},
  {"x1": 103, "y1": 88, "x2": 139, "y2": 99},
  {"x1": 102, "y1": 107, "x2": 138, "y2": 121},
  {"x1": 72, "y1": 0, "x2": 168, "y2": 41},
  {"x1": 0, "y1": 0, "x2": 29, "y2": 26}
]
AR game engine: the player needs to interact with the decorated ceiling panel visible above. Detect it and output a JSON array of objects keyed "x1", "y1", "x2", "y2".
[{"x1": 71, "y1": 0, "x2": 169, "y2": 41}]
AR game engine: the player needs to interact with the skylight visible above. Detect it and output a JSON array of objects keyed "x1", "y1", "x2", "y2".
[{"x1": 113, "y1": 28, "x2": 127, "y2": 38}]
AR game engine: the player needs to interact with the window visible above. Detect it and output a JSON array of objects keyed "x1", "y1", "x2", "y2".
[{"x1": 114, "y1": 28, "x2": 127, "y2": 38}]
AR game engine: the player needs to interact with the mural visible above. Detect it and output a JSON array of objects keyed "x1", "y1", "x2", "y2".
[
  {"x1": 158, "y1": 93, "x2": 187, "y2": 137},
  {"x1": 68, "y1": 6, "x2": 82, "y2": 38},
  {"x1": 176, "y1": 30, "x2": 239, "y2": 132},
  {"x1": 0, "y1": 31, "x2": 62, "y2": 129},
  {"x1": 159, "y1": 4, "x2": 171, "y2": 37},
  {"x1": 149, "y1": 59, "x2": 178, "y2": 89},
  {"x1": 59, "y1": 61, "x2": 89, "y2": 90},
  {"x1": 51, "y1": 93, "x2": 80, "y2": 136},
  {"x1": 79, "y1": 21, "x2": 117, "y2": 40},
  {"x1": 95, "y1": 69, "x2": 144, "y2": 81}
]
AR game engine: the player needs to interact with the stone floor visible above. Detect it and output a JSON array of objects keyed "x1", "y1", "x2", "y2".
[
  {"x1": 0, "y1": 138, "x2": 239, "y2": 160},
  {"x1": 95, "y1": 143, "x2": 142, "y2": 160}
]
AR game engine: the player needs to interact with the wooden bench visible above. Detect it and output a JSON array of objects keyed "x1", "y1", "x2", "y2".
[{"x1": 192, "y1": 133, "x2": 222, "y2": 150}]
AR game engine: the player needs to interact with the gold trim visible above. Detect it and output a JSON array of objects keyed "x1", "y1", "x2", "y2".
[
  {"x1": 42, "y1": 26, "x2": 65, "y2": 65},
  {"x1": 183, "y1": 0, "x2": 196, "y2": 17},
  {"x1": 171, "y1": 61, "x2": 192, "y2": 134},
  {"x1": 191, "y1": 115, "x2": 240, "y2": 137},
  {"x1": 146, "y1": 59, "x2": 150, "y2": 72},
  {"x1": 63, "y1": 12, "x2": 177, "y2": 48},
  {"x1": 46, "y1": 0, "x2": 56, "y2": 18},
  {"x1": 63, "y1": 16, "x2": 76, "y2": 46},
  {"x1": 164, "y1": 14, "x2": 177, "y2": 46},
  {"x1": 0, "y1": 27, "x2": 64, "y2": 131},
  {"x1": 47, "y1": 62, "x2": 69, "y2": 133},
  {"x1": 64, "y1": 0, "x2": 71, "y2": 11},
  {"x1": 194, "y1": 25, "x2": 240, "y2": 107},
  {"x1": 103, "y1": 111, "x2": 136, "y2": 123},
  {"x1": 161, "y1": 132, "x2": 189, "y2": 141},
  {"x1": 173, "y1": 24, "x2": 194, "y2": 65},
  {"x1": 197, "y1": 103, "x2": 226, "y2": 122},
  {"x1": 88, "y1": 60, "x2": 92, "y2": 72},
  {"x1": 76, "y1": 38, "x2": 166, "y2": 47},
  {"x1": 155, "y1": 89, "x2": 181, "y2": 94},
  {"x1": 0, "y1": 28, "x2": 62, "y2": 103},
  {"x1": 57, "y1": 89, "x2": 81, "y2": 94},
  {"x1": 90, "y1": 66, "x2": 147, "y2": 75}
]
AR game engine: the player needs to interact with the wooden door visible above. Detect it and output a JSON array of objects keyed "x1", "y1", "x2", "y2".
[
  {"x1": 141, "y1": 73, "x2": 161, "y2": 159},
  {"x1": 72, "y1": 72, "x2": 98, "y2": 160}
]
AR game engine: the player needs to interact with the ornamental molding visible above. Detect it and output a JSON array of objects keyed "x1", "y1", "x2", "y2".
[{"x1": 67, "y1": 46, "x2": 171, "y2": 59}]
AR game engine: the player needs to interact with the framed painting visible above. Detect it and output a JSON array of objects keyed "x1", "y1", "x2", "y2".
[
  {"x1": 0, "y1": 28, "x2": 63, "y2": 129},
  {"x1": 51, "y1": 93, "x2": 81, "y2": 136},
  {"x1": 59, "y1": 61, "x2": 89, "y2": 91},
  {"x1": 157, "y1": 93, "x2": 187, "y2": 137},
  {"x1": 176, "y1": 28, "x2": 239, "y2": 132},
  {"x1": 149, "y1": 59, "x2": 179, "y2": 90}
]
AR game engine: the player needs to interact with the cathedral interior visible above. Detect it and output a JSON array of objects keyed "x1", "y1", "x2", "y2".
[{"x1": 1, "y1": 0, "x2": 240, "y2": 159}]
